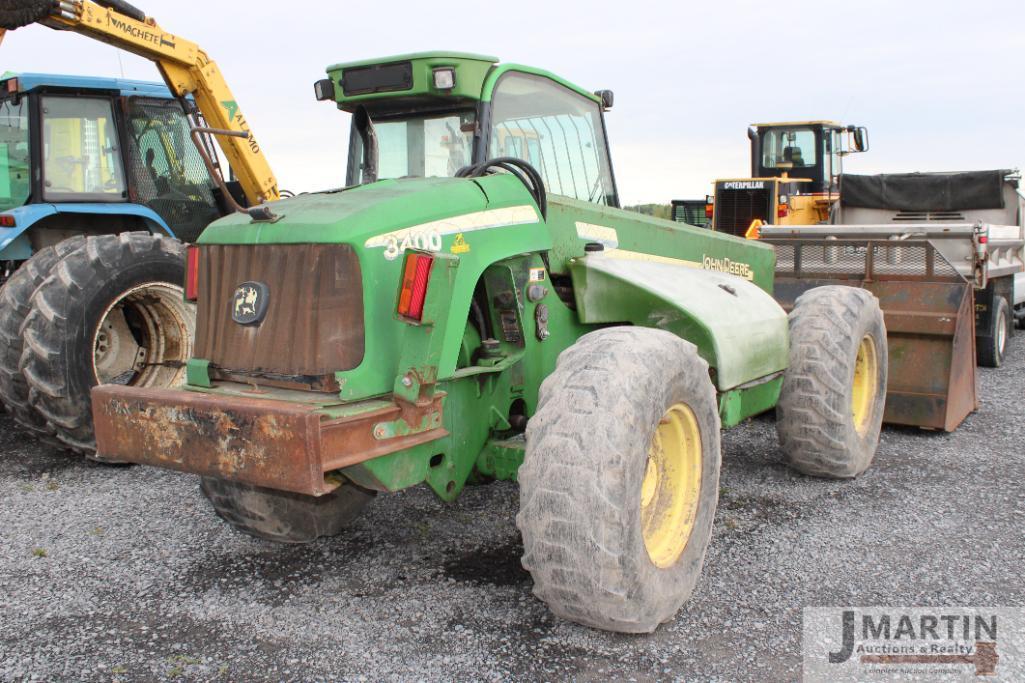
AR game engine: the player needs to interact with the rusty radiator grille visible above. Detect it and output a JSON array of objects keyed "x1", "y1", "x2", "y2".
[{"x1": 194, "y1": 244, "x2": 365, "y2": 388}]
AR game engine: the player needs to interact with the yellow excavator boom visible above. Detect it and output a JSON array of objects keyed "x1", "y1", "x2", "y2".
[{"x1": 4, "y1": 0, "x2": 279, "y2": 205}]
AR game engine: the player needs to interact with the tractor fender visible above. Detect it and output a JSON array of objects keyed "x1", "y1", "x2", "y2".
[
  {"x1": 0, "y1": 203, "x2": 175, "y2": 260},
  {"x1": 568, "y1": 252, "x2": 789, "y2": 390}
]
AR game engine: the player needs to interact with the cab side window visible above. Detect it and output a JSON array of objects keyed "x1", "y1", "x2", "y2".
[
  {"x1": 489, "y1": 72, "x2": 616, "y2": 206},
  {"x1": 41, "y1": 96, "x2": 126, "y2": 201}
]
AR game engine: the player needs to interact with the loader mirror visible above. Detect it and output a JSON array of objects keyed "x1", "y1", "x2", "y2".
[
  {"x1": 594, "y1": 89, "x2": 614, "y2": 111},
  {"x1": 852, "y1": 126, "x2": 869, "y2": 153}
]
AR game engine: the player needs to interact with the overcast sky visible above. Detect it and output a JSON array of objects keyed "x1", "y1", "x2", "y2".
[{"x1": 4, "y1": 0, "x2": 1023, "y2": 204}]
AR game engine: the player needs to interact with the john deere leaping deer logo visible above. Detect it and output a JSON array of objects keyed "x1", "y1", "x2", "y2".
[{"x1": 231, "y1": 282, "x2": 269, "y2": 325}]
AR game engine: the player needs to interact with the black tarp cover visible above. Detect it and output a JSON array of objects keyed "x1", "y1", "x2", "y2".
[{"x1": 840, "y1": 170, "x2": 1013, "y2": 212}]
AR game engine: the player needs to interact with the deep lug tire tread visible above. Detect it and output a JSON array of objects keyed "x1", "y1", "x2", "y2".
[
  {"x1": 20, "y1": 232, "x2": 186, "y2": 456},
  {"x1": 517, "y1": 327, "x2": 721, "y2": 633},
  {"x1": 776, "y1": 285, "x2": 887, "y2": 478},
  {"x1": 0, "y1": 237, "x2": 86, "y2": 447},
  {"x1": 199, "y1": 477, "x2": 374, "y2": 544}
]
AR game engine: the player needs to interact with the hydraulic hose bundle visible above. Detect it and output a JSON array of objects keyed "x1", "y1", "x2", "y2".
[{"x1": 456, "y1": 157, "x2": 547, "y2": 221}]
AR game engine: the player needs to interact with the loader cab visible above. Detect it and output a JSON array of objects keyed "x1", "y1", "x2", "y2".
[
  {"x1": 709, "y1": 120, "x2": 869, "y2": 237},
  {"x1": 322, "y1": 53, "x2": 619, "y2": 207},
  {"x1": 750, "y1": 121, "x2": 868, "y2": 194},
  {"x1": 0, "y1": 73, "x2": 225, "y2": 244}
]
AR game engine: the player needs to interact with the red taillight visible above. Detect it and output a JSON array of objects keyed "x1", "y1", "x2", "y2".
[
  {"x1": 0, "y1": 214, "x2": 15, "y2": 227},
  {"x1": 397, "y1": 252, "x2": 434, "y2": 321},
  {"x1": 704, "y1": 203, "x2": 714, "y2": 219},
  {"x1": 979, "y1": 235, "x2": 988, "y2": 244},
  {"x1": 777, "y1": 204, "x2": 790, "y2": 219},
  {"x1": 185, "y1": 245, "x2": 200, "y2": 301}
]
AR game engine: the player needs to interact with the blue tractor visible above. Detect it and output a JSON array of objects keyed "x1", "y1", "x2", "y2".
[{"x1": 0, "y1": 73, "x2": 239, "y2": 454}]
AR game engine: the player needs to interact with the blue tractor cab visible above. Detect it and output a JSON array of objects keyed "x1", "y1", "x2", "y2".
[{"x1": 0, "y1": 72, "x2": 235, "y2": 280}]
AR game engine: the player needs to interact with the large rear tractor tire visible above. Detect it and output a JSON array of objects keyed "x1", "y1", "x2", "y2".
[
  {"x1": 977, "y1": 296, "x2": 1010, "y2": 368},
  {"x1": 517, "y1": 327, "x2": 721, "y2": 633},
  {"x1": 20, "y1": 232, "x2": 195, "y2": 456},
  {"x1": 0, "y1": 237, "x2": 84, "y2": 445},
  {"x1": 199, "y1": 478, "x2": 375, "y2": 544},
  {"x1": 777, "y1": 285, "x2": 887, "y2": 478}
]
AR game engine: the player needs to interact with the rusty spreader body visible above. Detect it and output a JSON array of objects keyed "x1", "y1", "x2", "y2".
[{"x1": 764, "y1": 235, "x2": 978, "y2": 431}]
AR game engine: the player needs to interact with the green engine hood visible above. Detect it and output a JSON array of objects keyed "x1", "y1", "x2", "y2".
[{"x1": 197, "y1": 176, "x2": 512, "y2": 247}]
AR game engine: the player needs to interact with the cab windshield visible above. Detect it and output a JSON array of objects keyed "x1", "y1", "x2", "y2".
[
  {"x1": 0, "y1": 96, "x2": 31, "y2": 212},
  {"x1": 761, "y1": 127, "x2": 818, "y2": 169},
  {"x1": 350, "y1": 110, "x2": 476, "y2": 185}
]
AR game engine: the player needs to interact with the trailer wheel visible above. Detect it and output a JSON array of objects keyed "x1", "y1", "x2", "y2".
[
  {"x1": 0, "y1": 237, "x2": 85, "y2": 446},
  {"x1": 0, "y1": 0, "x2": 52, "y2": 30},
  {"x1": 777, "y1": 286, "x2": 887, "y2": 478},
  {"x1": 517, "y1": 327, "x2": 721, "y2": 633},
  {"x1": 20, "y1": 232, "x2": 195, "y2": 456},
  {"x1": 199, "y1": 478, "x2": 375, "y2": 544},
  {"x1": 977, "y1": 297, "x2": 1010, "y2": 368}
]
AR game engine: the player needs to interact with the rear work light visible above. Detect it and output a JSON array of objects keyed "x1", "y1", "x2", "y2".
[
  {"x1": 397, "y1": 252, "x2": 434, "y2": 321},
  {"x1": 185, "y1": 245, "x2": 200, "y2": 301}
]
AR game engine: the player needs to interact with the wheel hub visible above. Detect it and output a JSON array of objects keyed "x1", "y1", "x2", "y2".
[
  {"x1": 851, "y1": 335, "x2": 878, "y2": 435},
  {"x1": 91, "y1": 282, "x2": 194, "y2": 388},
  {"x1": 641, "y1": 402, "x2": 703, "y2": 569}
]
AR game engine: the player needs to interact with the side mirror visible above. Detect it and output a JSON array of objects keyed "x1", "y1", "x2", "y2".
[
  {"x1": 594, "y1": 89, "x2": 614, "y2": 111},
  {"x1": 852, "y1": 126, "x2": 869, "y2": 153}
]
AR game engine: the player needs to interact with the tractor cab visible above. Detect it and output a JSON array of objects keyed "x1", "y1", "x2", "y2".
[
  {"x1": 314, "y1": 52, "x2": 619, "y2": 207},
  {"x1": 0, "y1": 73, "x2": 230, "y2": 260},
  {"x1": 708, "y1": 120, "x2": 868, "y2": 237}
]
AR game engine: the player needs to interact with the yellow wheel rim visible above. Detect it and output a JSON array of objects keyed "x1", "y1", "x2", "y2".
[
  {"x1": 851, "y1": 335, "x2": 878, "y2": 435},
  {"x1": 641, "y1": 403, "x2": 703, "y2": 569}
]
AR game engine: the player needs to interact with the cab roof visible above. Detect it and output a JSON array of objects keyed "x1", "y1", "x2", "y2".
[
  {"x1": 751, "y1": 120, "x2": 843, "y2": 129},
  {"x1": 323, "y1": 51, "x2": 599, "y2": 113},
  {"x1": 1, "y1": 72, "x2": 173, "y2": 99}
]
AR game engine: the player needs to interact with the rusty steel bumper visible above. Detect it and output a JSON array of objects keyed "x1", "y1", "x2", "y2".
[{"x1": 91, "y1": 385, "x2": 447, "y2": 496}]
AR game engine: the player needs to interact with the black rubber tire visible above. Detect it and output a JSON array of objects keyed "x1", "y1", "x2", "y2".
[
  {"x1": 199, "y1": 477, "x2": 375, "y2": 544},
  {"x1": 0, "y1": 237, "x2": 87, "y2": 446},
  {"x1": 517, "y1": 327, "x2": 721, "y2": 633},
  {"x1": 977, "y1": 297, "x2": 1010, "y2": 368},
  {"x1": 777, "y1": 286, "x2": 887, "y2": 478},
  {"x1": 0, "y1": 0, "x2": 51, "y2": 30},
  {"x1": 20, "y1": 232, "x2": 189, "y2": 456}
]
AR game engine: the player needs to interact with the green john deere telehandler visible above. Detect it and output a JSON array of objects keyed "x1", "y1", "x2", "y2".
[{"x1": 92, "y1": 52, "x2": 888, "y2": 633}]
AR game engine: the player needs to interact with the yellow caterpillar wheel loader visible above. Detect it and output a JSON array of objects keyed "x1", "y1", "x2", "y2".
[
  {"x1": 708, "y1": 120, "x2": 868, "y2": 237},
  {"x1": 698, "y1": 120, "x2": 1024, "y2": 432},
  {"x1": 0, "y1": 0, "x2": 281, "y2": 457}
]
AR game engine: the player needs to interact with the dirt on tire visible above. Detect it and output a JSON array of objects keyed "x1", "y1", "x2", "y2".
[
  {"x1": 517, "y1": 326, "x2": 721, "y2": 633},
  {"x1": 199, "y1": 477, "x2": 375, "y2": 544},
  {"x1": 776, "y1": 285, "x2": 887, "y2": 478},
  {"x1": 20, "y1": 232, "x2": 189, "y2": 456},
  {"x1": 0, "y1": 237, "x2": 85, "y2": 448}
]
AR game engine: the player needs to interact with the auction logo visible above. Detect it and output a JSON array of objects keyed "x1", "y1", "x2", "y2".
[{"x1": 803, "y1": 607, "x2": 1024, "y2": 682}]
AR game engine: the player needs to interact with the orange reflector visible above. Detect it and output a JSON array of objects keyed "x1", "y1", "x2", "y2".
[
  {"x1": 0, "y1": 214, "x2": 15, "y2": 228},
  {"x1": 398, "y1": 252, "x2": 434, "y2": 321},
  {"x1": 185, "y1": 246, "x2": 200, "y2": 301}
]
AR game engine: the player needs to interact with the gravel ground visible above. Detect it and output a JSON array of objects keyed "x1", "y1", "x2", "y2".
[{"x1": 1, "y1": 336, "x2": 1022, "y2": 682}]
